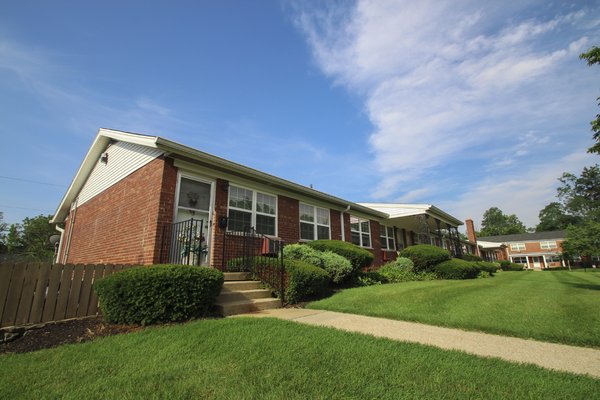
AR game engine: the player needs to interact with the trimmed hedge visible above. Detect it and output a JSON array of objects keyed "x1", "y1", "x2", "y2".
[
  {"x1": 306, "y1": 240, "x2": 374, "y2": 273},
  {"x1": 399, "y1": 244, "x2": 451, "y2": 273},
  {"x1": 499, "y1": 260, "x2": 525, "y2": 271},
  {"x1": 94, "y1": 264, "x2": 224, "y2": 325},
  {"x1": 283, "y1": 244, "x2": 353, "y2": 283},
  {"x1": 473, "y1": 261, "x2": 499, "y2": 275},
  {"x1": 285, "y1": 259, "x2": 330, "y2": 303},
  {"x1": 434, "y1": 259, "x2": 480, "y2": 280},
  {"x1": 459, "y1": 253, "x2": 484, "y2": 262},
  {"x1": 378, "y1": 263, "x2": 437, "y2": 283}
]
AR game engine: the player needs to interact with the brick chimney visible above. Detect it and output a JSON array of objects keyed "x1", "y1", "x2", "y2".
[{"x1": 465, "y1": 218, "x2": 477, "y2": 243}]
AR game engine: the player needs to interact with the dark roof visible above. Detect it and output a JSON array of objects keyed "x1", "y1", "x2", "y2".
[{"x1": 478, "y1": 230, "x2": 566, "y2": 243}]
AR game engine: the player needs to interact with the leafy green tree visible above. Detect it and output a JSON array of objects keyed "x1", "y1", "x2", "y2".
[
  {"x1": 479, "y1": 207, "x2": 528, "y2": 237},
  {"x1": 20, "y1": 215, "x2": 55, "y2": 261},
  {"x1": 0, "y1": 212, "x2": 7, "y2": 253},
  {"x1": 557, "y1": 164, "x2": 600, "y2": 221},
  {"x1": 580, "y1": 46, "x2": 600, "y2": 154},
  {"x1": 535, "y1": 202, "x2": 582, "y2": 232},
  {"x1": 6, "y1": 223, "x2": 23, "y2": 254},
  {"x1": 562, "y1": 221, "x2": 600, "y2": 265}
]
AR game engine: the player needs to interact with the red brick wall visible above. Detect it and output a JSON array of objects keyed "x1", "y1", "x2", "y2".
[
  {"x1": 330, "y1": 210, "x2": 342, "y2": 240},
  {"x1": 210, "y1": 178, "x2": 229, "y2": 269},
  {"x1": 278, "y1": 195, "x2": 299, "y2": 244},
  {"x1": 343, "y1": 213, "x2": 351, "y2": 243},
  {"x1": 370, "y1": 220, "x2": 383, "y2": 267},
  {"x1": 63, "y1": 157, "x2": 175, "y2": 265}
]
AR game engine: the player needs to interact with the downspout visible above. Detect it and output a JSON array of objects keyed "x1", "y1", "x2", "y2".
[
  {"x1": 63, "y1": 199, "x2": 78, "y2": 264},
  {"x1": 54, "y1": 225, "x2": 65, "y2": 264},
  {"x1": 340, "y1": 205, "x2": 351, "y2": 242}
]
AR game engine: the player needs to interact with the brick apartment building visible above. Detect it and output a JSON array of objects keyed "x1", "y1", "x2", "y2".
[{"x1": 51, "y1": 129, "x2": 465, "y2": 269}]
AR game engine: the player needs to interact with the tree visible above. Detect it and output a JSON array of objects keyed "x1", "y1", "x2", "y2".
[
  {"x1": 6, "y1": 223, "x2": 23, "y2": 254},
  {"x1": 557, "y1": 164, "x2": 600, "y2": 221},
  {"x1": 20, "y1": 215, "x2": 55, "y2": 261},
  {"x1": 580, "y1": 46, "x2": 600, "y2": 154},
  {"x1": 562, "y1": 221, "x2": 600, "y2": 266},
  {"x1": 535, "y1": 202, "x2": 582, "y2": 232},
  {"x1": 0, "y1": 212, "x2": 7, "y2": 253},
  {"x1": 479, "y1": 207, "x2": 528, "y2": 237}
]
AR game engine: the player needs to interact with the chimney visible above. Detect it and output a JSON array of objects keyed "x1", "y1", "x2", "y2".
[{"x1": 465, "y1": 218, "x2": 477, "y2": 243}]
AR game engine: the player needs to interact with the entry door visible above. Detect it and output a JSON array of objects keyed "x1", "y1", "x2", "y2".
[
  {"x1": 175, "y1": 176, "x2": 214, "y2": 266},
  {"x1": 531, "y1": 256, "x2": 542, "y2": 269}
]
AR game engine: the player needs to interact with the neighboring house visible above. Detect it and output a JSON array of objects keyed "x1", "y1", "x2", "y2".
[
  {"x1": 51, "y1": 129, "x2": 465, "y2": 268},
  {"x1": 465, "y1": 219, "x2": 566, "y2": 269}
]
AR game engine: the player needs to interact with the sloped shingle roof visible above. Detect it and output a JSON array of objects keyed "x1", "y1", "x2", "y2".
[{"x1": 478, "y1": 230, "x2": 566, "y2": 243}]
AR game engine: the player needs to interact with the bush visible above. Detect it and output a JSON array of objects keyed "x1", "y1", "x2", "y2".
[
  {"x1": 386, "y1": 257, "x2": 415, "y2": 270},
  {"x1": 355, "y1": 271, "x2": 387, "y2": 286},
  {"x1": 285, "y1": 259, "x2": 330, "y2": 303},
  {"x1": 399, "y1": 245, "x2": 451, "y2": 273},
  {"x1": 378, "y1": 258, "x2": 437, "y2": 283},
  {"x1": 473, "y1": 261, "x2": 499, "y2": 275},
  {"x1": 94, "y1": 264, "x2": 224, "y2": 325},
  {"x1": 477, "y1": 271, "x2": 491, "y2": 279},
  {"x1": 306, "y1": 240, "x2": 374, "y2": 273},
  {"x1": 459, "y1": 253, "x2": 484, "y2": 262},
  {"x1": 283, "y1": 244, "x2": 353, "y2": 283},
  {"x1": 434, "y1": 259, "x2": 480, "y2": 280},
  {"x1": 499, "y1": 260, "x2": 525, "y2": 271}
]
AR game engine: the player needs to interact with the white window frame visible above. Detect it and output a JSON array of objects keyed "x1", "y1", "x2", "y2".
[
  {"x1": 350, "y1": 216, "x2": 371, "y2": 248},
  {"x1": 540, "y1": 241, "x2": 557, "y2": 250},
  {"x1": 299, "y1": 203, "x2": 330, "y2": 241},
  {"x1": 380, "y1": 226, "x2": 396, "y2": 250},
  {"x1": 227, "y1": 184, "x2": 277, "y2": 237},
  {"x1": 510, "y1": 243, "x2": 526, "y2": 251}
]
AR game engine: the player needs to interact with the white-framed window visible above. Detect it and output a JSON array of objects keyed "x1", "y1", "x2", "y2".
[
  {"x1": 540, "y1": 241, "x2": 557, "y2": 250},
  {"x1": 299, "y1": 203, "x2": 330, "y2": 241},
  {"x1": 228, "y1": 185, "x2": 277, "y2": 236},
  {"x1": 512, "y1": 256, "x2": 528, "y2": 264},
  {"x1": 350, "y1": 216, "x2": 371, "y2": 248},
  {"x1": 547, "y1": 255, "x2": 562, "y2": 263},
  {"x1": 380, "y1": 226, "x2": 396, "y2": 250},
  {"x1": 510, "y1": 243, "x2": 526, "y2": 251}
]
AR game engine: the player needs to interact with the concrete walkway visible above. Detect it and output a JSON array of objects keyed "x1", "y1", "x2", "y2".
[{"x1": 239, "y1": 308, "x2": 600, "y2": 378}]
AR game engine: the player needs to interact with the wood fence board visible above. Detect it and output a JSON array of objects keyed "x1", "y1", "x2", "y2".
[
  {"x1": 0, "y1": 263, "x2": 15, "y2": 322},
  {"x1": 30, "y1": 263, "x2": 51, "y2": 324},
  {"x1": 103, "y1": 264, "x2": 115, "y2": 277},
  {"x1": 42, "y1": 264, "x2": 64, "y2": 322},
  {"x1": 54, "y1": 264, "x2": 75, "y2": 321},
  {"x1": 15, "y1": 263, "x2": 40, "y2": 326},
  {"x1": 1, "y1": 263, "x2": 28, "y2": 327},
  {"x1": 87, "y1": 264, "x2": 105, "y2": 316},
  {"x1": 76, "y1": 264, "x2": 95, "y2": 317},
  {"x1": 65, "y1": 264, "x2": 85, "y2": 319}
]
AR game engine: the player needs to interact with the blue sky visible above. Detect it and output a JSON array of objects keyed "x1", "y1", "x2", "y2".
[{"x1": 1, "y1": 1, "x2": 599, "y2": 231}]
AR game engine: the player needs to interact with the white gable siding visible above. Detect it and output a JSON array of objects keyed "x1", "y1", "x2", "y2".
[{"x1": 77, "y1": 141, "x2": 163, "y2": 206}]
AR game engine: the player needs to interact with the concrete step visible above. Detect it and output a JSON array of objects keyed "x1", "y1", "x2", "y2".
[
  {"x1": 218, "y1": 288, "x2": 273, "y2": 302},
  {"x1": 223, "y1": 272, "x2": 252, "y2": 281},
  {"x1": 223, "y1": 280, "x2": 262, "y2": 291},
  {"x1": 216, "y1": 298, "x2": 282, "y2": 316}
]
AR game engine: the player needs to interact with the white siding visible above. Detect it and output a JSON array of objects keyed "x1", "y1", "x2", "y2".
[{"x1": 77, "y1": 141, "x2": 163, "y2": 205}]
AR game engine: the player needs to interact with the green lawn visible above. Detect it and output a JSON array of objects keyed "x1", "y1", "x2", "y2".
[
  {"x1": 308, "y1": 270, "x2": 600, "y2": 347},
  {"x1": 0, "y1": 317, "x2": 598, "y2": 399}
]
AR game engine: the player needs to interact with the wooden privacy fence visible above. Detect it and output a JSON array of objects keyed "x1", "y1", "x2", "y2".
[{"x1": 0, "y1": 262, "x2": 135, "y2": 328}]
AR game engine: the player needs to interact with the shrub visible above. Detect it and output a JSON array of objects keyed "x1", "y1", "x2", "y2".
[
  {"x1": 434, "y1": 258, "x2": 480, "y2": 280},
  {"x1": 355, "y1": 271, "x2": 387, "y2": 286},
  {"x1": 94, "y1": 264, "x2": 224, "y2": 325},
  {"x1": 499, "y1": 260, "x2": 525, "y2": 271},
  {"x1": 386, "y1": 257, "x2": 414, "y2": 270},
  {"x1": 399, "y1": 244, "x2": 451, "y2": 273},
  {"x1": 473, "y1": 261, "x2": 499, "y2": 275},
  {"x1": 319, "y1": 251, "x2": 353, "y2": 283},
  {"x1": 285, "y1": 259, "x2": 330, "y2": 303},
  {"x1": 283, "y1": 244, "x2": 324, "y2": 268},
  {"x1": 477, "y1": 271, "x2": 491, "y2": 279},
  {"x1": 459, "y1": 253, "x2": 484, "y2": 262},
  {"x1": 306, "y1": 240, "x2": 374, "y2": 273},
  {"x1": 378, "y1": 258, "x2": 437, "y2": 283}
]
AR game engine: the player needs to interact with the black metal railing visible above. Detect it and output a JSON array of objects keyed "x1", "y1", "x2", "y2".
[
  {"x1": 222, "y1": 227, "x2": 286, "y2": 305},
  {"x1": 159, "y1": 218, "x2": 207, "y2": 265}
]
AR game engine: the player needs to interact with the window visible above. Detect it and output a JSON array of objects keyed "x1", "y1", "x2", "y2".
[
  {"x1": 547, "y1": 255, "x2": 562, "y2": 263},
  {"x1": 540, "y1": 241, "x2": 557, "y2": 250},
  {"x1": 510, "y1": 243, "x2": 526, "y2": 251},
  {"x1": 228, "y1": 185, "x2": 276, "y2": 236},
  {"x1": 299, "y1": 204, "x2": 330, "y2": 240},
  {"x1": 350, "y1": 216, "x2": 371, "y2": 248},
  {"x1": 512, "y1": 256, "x2": 528, "y2": 264},
  {"x1": 380, "y1": 226, "x2": 395, "y2": 250},
  {"x1": 178, "y1": 177, "x2": 211, "y2": 212}
]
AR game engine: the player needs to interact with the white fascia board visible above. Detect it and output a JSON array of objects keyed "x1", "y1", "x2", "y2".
[
  {"x1": 359, "y1": 202, "x2": 463, "y2": 227},
  {"x1": 51, "y1": 128, "x2": 160, "y2": 224}
]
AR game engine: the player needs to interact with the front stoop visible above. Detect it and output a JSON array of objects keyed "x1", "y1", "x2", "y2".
[{"x1": 216, "y1": 272, "x2": 282, "y2": 316}]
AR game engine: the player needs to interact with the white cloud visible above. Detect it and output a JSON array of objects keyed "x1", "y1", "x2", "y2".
[{"x1": 295, "y1": 0, "x2": 599, "y2": 215}]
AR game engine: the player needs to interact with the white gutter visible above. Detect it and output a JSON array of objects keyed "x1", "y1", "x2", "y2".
[
  {"x1": 54, "y1": 225, "x2": 65, "y2": 264},
  {"x1": 340, "y1": 205, "x2": 351, "y2": 242}
]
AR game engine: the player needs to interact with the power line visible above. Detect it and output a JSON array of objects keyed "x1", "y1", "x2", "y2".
[
  {"x1": 0, "y1": 175, "x2": 67, "y2": 188},
  {"x1": 0, "y1": 205, "x2": 55, "y2": 213}
]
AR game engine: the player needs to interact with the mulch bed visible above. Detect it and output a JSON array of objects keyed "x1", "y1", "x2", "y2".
[{"x1": 0, "y1": 318, "x2": 142, "y2": 355}]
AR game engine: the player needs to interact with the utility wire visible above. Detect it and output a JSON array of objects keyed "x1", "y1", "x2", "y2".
[
  {"x1": 0, "y1": 175, "x2": 67, "y2": 188},
  {"x1": 0, "y1": 205, "x2": 54, "y2": 213}
]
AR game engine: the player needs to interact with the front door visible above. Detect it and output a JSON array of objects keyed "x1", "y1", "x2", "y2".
[
  {"x1": 531, "y1": 256, "x2": 542, "y2": 269},
  {"x1": 175, "y1": 175, "x2": 215, "y2": 266}
]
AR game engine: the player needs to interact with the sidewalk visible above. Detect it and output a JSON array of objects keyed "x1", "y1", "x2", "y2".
[{"x1": 239, "y1": 308, "x2": 600, "y2": 378}]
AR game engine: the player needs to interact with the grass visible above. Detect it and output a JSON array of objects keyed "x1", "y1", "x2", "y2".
[
  {"x1": 308, "y1": 270, "x2": 600, "y2": 347},
  {"x1": 0, "y1": 317, "x2": 598, "y2": 399}
]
